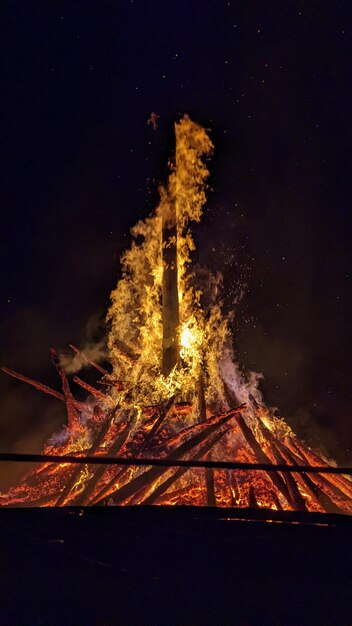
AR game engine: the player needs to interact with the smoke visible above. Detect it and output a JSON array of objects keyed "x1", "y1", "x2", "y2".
[
  {"x1": 220, "y1": 344, "x2": 263, "y2": 406},
  {"x1": 59, "y1": 339, "x2": 108, "y2": 374}
]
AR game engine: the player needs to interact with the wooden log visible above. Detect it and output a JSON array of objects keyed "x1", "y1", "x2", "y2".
[
  {"x1": 146, "y1": 395, "x2": 176, "y2": 439},
  {"x1": 99, "y1": 379, "x2": 125, "y2": 391},
  {"x1": 253, "y1": 405, "x2": 348, "y2": 510},
  {"x1": 50, "y1": 349, "x2": 80, "y2": 431},
  {"x1": 162, "y1": 121, "x2": 182, "y2": 377},
  {"x1": 285, "y1": 438, "x2": 351, "y2": 504},
  {"x1": 289, "y1": 437, "x2": 352, "y2": 499},
  {"x1": 197, "y1": 372, "x2": 207, "y2": 422},
  {"x1": 205, "y1": 458, "x2": 216, "y2": 506},
  {"x1": 162, "y1": 405, "x2": 244, "y2": 456},
  {"x1": 90, "y1": 465, "x2": 127, "y2": 505},
  {"x1": 241, "y1": 400, "x2": 306, "y2": 510},
  {"x1": 1, "y1": 493, "x2": 57, "y2": 508},
  {"x1": 96, "y1": 406, "x2": 241, "y2": 506},
  {"x1": 269, "y1": 441, "x2": 307, "y2": 511},
  {"x1": 252, "y1": 412, "x2": 307, "y2": 511},
  {"x1": 1, "y1": 366, "x2": 85, "y2": 411},
  {"x1": 139, "y1": 429, "x2": 227, "y2": 505},
  {"x1": 248, "y1": 485, "x2": 258, "y2": 508},
  {"x1": 90, "y1": 400, "x2": 175, "y2": 502},
  {"x1": 55, "y1": 407, "x2": 121, "y2": 506},
  {"x1": 74, "y1": 408, "x2": 138, "y2": 506},
  {"x1": 236, "y1": 413, "x2": 293, "y2": 507},
  {"x1": 229, "y1": 471, "x2": 240, "y2": 506},
  {"x1": 271, "y1": 489, "x2": 283, "y2": 511},
  {"x1": 73, "y1": 376, "x2": 108, "y2": 401},
  {"x1": 277, "y1": 443, "x2": 345, "y2": 514},
  {"x1": 162, "y1": 195, "x2": 180, "y2": 376},
  {"x1": 91, "y1": 405, "x2": 243, "y2": 505},
  {"x1": 107, "y1": 339, "x2": 138, "y2": 369},
  {"x1": 89, "y1": 408, "x2": 167, "y2": 505},
  {"x1": 197, "y1": 370, "x2": 216, "y2": 506}
]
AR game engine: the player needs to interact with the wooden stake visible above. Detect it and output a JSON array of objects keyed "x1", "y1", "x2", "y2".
[
  {"x1": 198, "y1": 370, "x2": 216, "y2": 506},
  {"x1": 162, "y1": 122, "x2": 181, "y2": 376},
  {"x1": 162, "y1": 195, "x2": 179, "y2": 375}
]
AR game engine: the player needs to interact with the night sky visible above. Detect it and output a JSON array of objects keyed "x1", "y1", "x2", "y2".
[{"x1": 1, "y1": 1, "x2": 351, "y2": 486}]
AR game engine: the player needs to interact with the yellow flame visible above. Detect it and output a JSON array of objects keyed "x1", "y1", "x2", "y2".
[
  {"x1": 180, "y1": 326, "x2": 194, "y2": 354},
  {"x1": 106, "y1": 115, "x2": 231, "y2": 413},
  {"x1": 71, "y1": 465, "x2": 93, "y2": 497}
]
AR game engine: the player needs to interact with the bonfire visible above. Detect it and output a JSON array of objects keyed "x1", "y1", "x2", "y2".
[{"x1": 2, "y1": 115, "x2": 352, "y2": 513}]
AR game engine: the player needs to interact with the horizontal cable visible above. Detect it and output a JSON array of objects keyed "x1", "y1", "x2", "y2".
[{"x1": 0, "y1": 452, "x2": 351, "y2": 476}]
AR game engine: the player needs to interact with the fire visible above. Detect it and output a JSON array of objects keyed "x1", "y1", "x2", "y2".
[
  {"x1": 179, "y1": 317, "x2": 203, "y2": 363},
  {"x1": 1, "y1": 114, "x2": 351, "y2": 515},
  {"x1": 106, "y1": 114, "x2": 221, "y2": 406}
]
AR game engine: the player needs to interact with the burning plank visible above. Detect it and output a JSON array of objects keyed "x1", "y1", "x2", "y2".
[{"x1": 1, "y1": 366, "x2": 85, "y2": 411}]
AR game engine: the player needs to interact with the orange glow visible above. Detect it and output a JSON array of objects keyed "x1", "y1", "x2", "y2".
[{"x1": 1, "y1": 115, "x2": 351, "y2": 515}]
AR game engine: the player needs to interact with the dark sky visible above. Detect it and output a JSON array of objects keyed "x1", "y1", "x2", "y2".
[{"x1": 1, "y1": 1, "x2": 351, "y2": 485}]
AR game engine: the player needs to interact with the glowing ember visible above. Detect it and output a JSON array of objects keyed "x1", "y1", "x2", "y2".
[{"x1": 1, "y1": 115, "x2": 351, "y2": 514}]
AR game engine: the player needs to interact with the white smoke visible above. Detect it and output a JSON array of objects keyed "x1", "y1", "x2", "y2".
[
  {"x1": 47, "y1": 428, "x2": 70, "y2": 447},
  {"x1": 220, "y1": 345, "x2": 263, "y2": 407},
  {"x1": 59, "y1": 340, "x2": 108, "y2": 374}
]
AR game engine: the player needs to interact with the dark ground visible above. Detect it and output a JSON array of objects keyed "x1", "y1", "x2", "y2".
[{"x1": 0, "y1": 505, "x2": 351, "y2": 626}]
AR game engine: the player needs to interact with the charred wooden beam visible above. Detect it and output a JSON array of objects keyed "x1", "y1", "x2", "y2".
[
  {"x1": 90, "y1": 400, "x2": 177, "y2": 503},
  {"x1": 248, "y1": 485, "x2": 258, "y2": 508},
  {"x1": 229, "y1": 471, "x2": 240, "y2": 506},
  {"x1": 277, "y1": 442, "x2": 342, "y2": 513},
  {"x1": 289, "y1": 437, "x2": 352, "y2": 499},
  {"x1": 252, "y1": 413, "x2": 307, "y2": 511},
  {"x1": 93, "y1": 407, "x2": 237, "y2": 505},
  {"x1": 96, "y1": 405, "x2": 241, "y2": 506},
  {"x1": 89, "y1": 405, "x2": 172, "y2": 505},
  {"x1": 75, "y1": 408, "x2": 137, "y2": 506},
  {"x1": 50, "y1": 348, "x2": 80, "y2": 431},
  {"x1": 197, "y1": 372, "x2": 207, "y2": 422},
  {"x1": 109, "y1": 339, "x2": 138, "y2": 368},
  {"x1": 271, "y1": 489, "x2": 283, "y2": 511},
  {"x1": 55, "y1": 406, "x2": 121, "y2": 506},
  {"x1": 139, "y1": 428, "x2": 226, "y2": 505},
  {"x1": 90, "y1": 465, "x2": 126, "y2": 505},
  {"x1": 162, "y1": 121, "x2": 184, "y2": 377},
  {"x1": 285, "y1": 439, "x2": 350, "y2": 504},
  {"x1": 1, "y1": 366, "x2": 85, "y2": 411},
  {"x1": 158, "y1": 405, "x2": 242, "y2": 456},
  {"x1": 73, "y1": 376, "x2": 107, "y2": 401},
  {"x1": 277, "y1": 443, "x2": 345, "y2": 514},
  {"x1": 237, "y1": 413, "x2": 293, "y2": 507},
  {"x1": 162, "y1": 195, "x2": 179, "y2": 376},
  {"x1": 99, "y1": 379, "x2": 125, "y2": 391},
  {"x1": 269, "y1": 441, "x2": 307, "y2": 511},
  {"x1": 197, "y1": 370, "x2": 216, "y2": 506},
  {"x1": 146, "y1": 395, "x2": 176, "y2": 440},
  {"x1": 240, "y1": 398, "x2": 306, "y2": 511},
  {"x1": 205, "y1": 457, "x2": 216, "y2": 506}
]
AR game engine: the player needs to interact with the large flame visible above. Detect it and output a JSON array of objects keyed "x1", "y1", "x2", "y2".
[
  {"x1": 1, "y1": 115, "x2": 351, "y2": 515},
  {"x1": 107, "y1": 114, "x2": 228, "y2": 409}
]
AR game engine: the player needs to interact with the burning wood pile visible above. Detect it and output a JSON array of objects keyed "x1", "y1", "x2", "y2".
[{"x1": 1, "y1": 116, "x2": 352, "y2": 513}]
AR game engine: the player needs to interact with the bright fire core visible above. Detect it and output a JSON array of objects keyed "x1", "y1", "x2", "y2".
[{"x1": 1, "y1": 115, "x2": 352, "y2": 513}]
